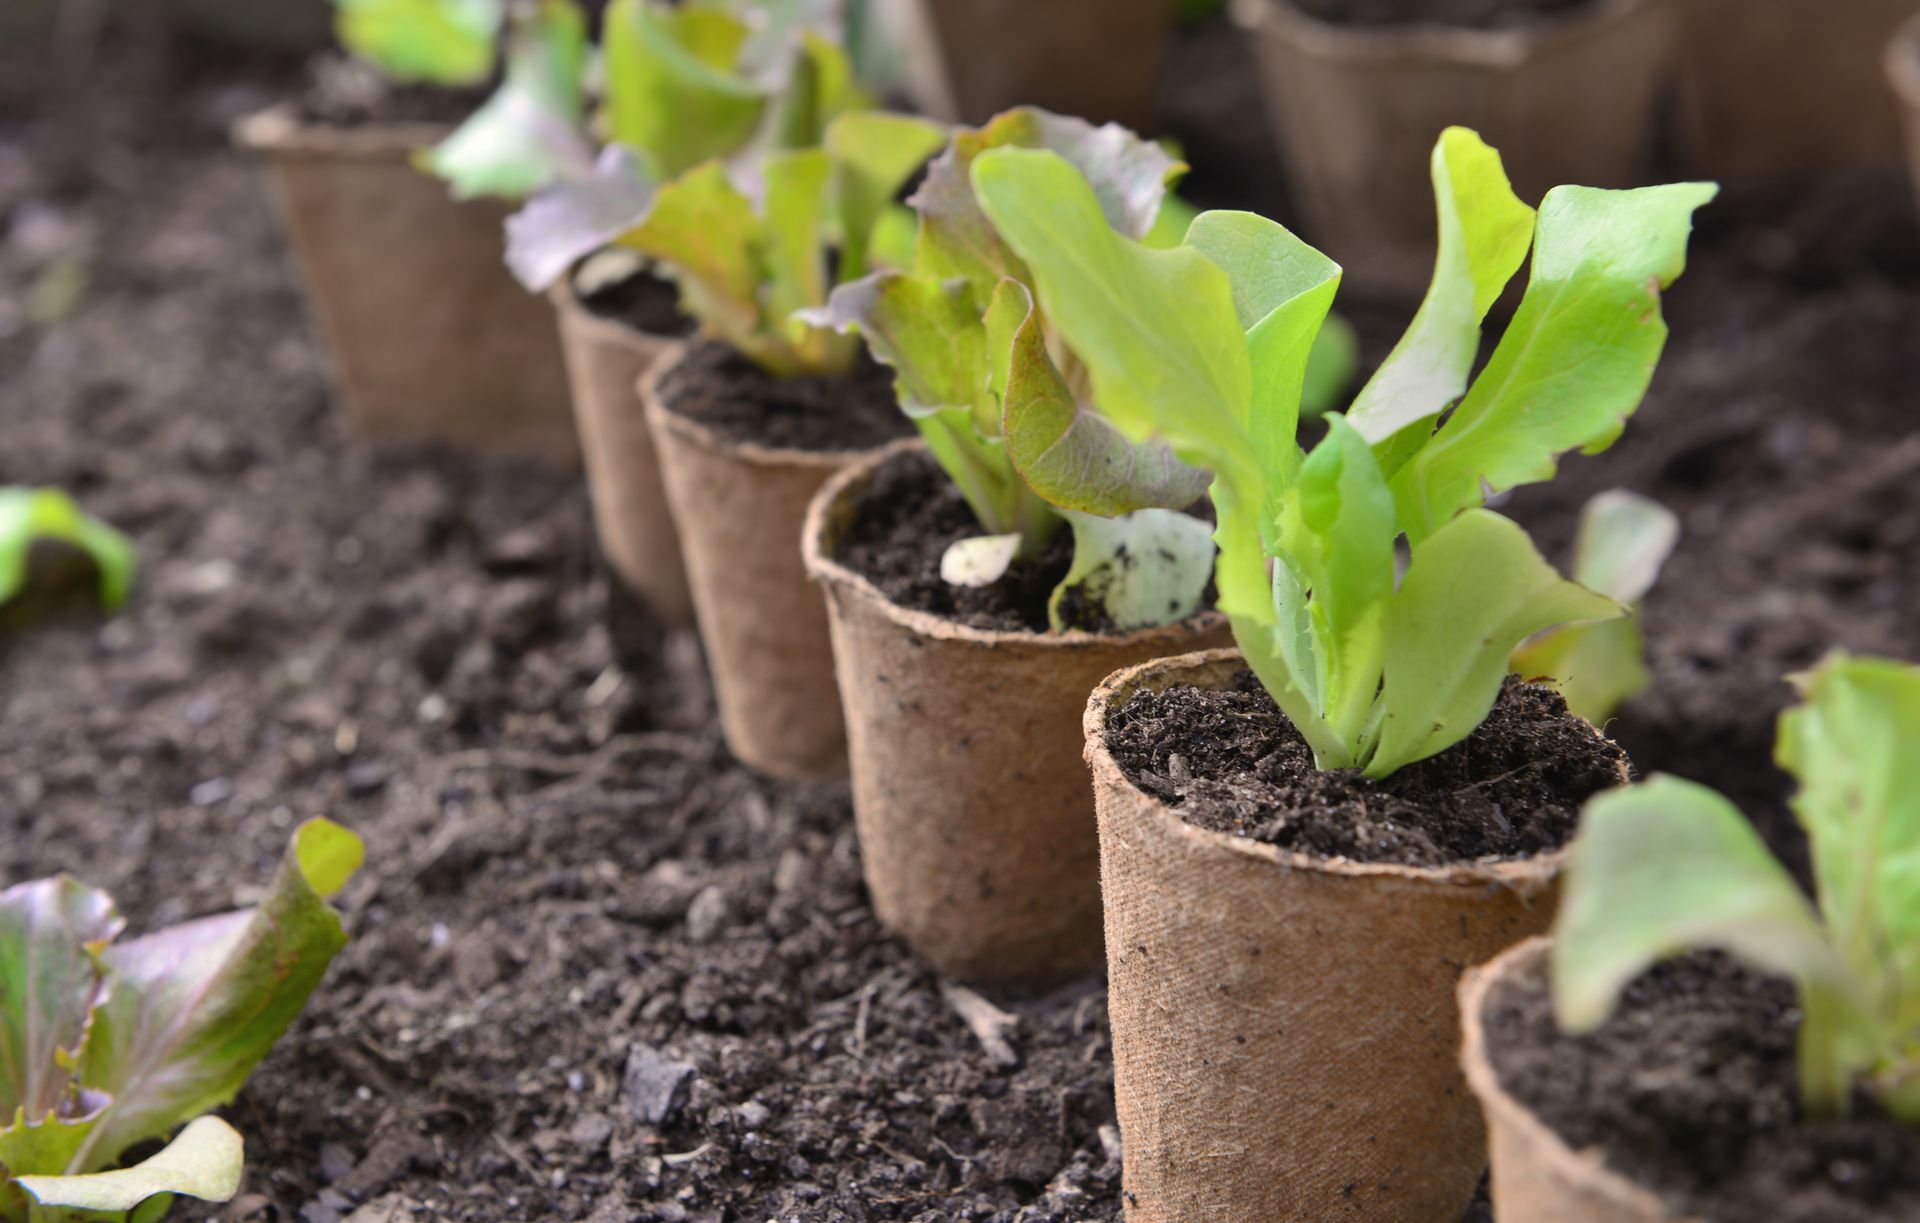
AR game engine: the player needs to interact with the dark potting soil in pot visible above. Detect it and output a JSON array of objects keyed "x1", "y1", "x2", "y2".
[
  {"x1": 1105, "y1": 671, "x2": 1625, "y2": 866},
  {"x1": 651, "y1": 338, "x2": 909, "y2": 453},
  {"x1": 1484, "y1": 951, "x2": 1920, "y2": 1221},
  {"x1": 578, "y1": 269, "x2": 695, "y2": 339},
  {"x1": 831, "y1": 447, "x2": 1216, "y2": 635},
  {"x1": 292, "y1": 53, "x2": 486, "y2": 127},
  {"x1": 1287, "y1": 0, "x2": 1600, "y2": 30}
]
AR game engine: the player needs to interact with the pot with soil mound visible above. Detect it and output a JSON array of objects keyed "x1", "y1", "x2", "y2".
[
  {"x1": 1679, "y1": 0, "x2": 1919, "y2": 183},
  {"x1": 1231, "y1": 0, "x2": 1673, "y2": 295},
  {"x1": 874, "y1": 0, "x2": 1171, "y2": 130},
  {"x1": 642, "y1": 343, "x2": 908, "y2": 782},
  {"x1": 803, "y1": 445, "x2": 1228, "y2": 985},
  {"x1": 1084, "y1": 648, "x2": 1630, "y2": 1221},
  {"x1": 237, "y1": 106, "x2": 575, "y2": 465},
  {"x1": 549, "y1": 262, "x2": 696, "y2": 628}
]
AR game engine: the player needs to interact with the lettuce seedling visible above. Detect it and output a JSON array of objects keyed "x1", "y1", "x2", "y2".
[
  {"x1": 1554, "y1": 654, "x2": 1920, "y2": 1121},
  {"x1": 509, "y1": 35, "x2": 943, "y2": 377},
  {"x1": 806, "y1": 107, "x2": 1214, "y2": 630},
  {"x1": 973, "y1": 126, "x2": 1714, "y2": 777},
  {"x1": 1, "y1": 819, "x2": 363, "y2": 1221},
  {"x1": 0, "y1": 488, "x2": 134, "y2": 614},
  {"x1": 1511, "y1": 489, "x2": 1680, "y2": 724}
]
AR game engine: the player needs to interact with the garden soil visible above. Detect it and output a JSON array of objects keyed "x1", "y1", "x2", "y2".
[{"x1": 1, "y1": 17, "x2": 1914, "y2": 1223}]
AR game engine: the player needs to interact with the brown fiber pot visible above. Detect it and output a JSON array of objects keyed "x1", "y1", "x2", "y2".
[
  {"x1": 640, "y1": 349, "x2": 885, "y2": 782},
  {"x1": 876, "y1": 0, "x2": 1170, "y2": 130},
  {"x1": 1679, "y1": 0, "x2": 1920, "y2": 183},
  {"x1": 802, "y1": 444, "x2": 1229, "y2": 986},
  {"x1": 1086, "y1": 648, "x2": 1611, "y2": 1221},
  {"x1": 1460, "y1": 937, "x2": 1696, "y2": 1221},
  {"x1": 1890, "y1": 14, "x2": 1920, "y2": 202},
  {"x1": 549, "y1": 283, "x2": 693, "y2": 628},
  {"x1": 237, "y1": 108, "x2": 576, "y2": 466},
  {"x1": 1232, "y1": 0, "x2": 1673, "y2": 296}
]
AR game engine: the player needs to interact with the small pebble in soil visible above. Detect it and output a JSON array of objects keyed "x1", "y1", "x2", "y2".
[{"x1": 624, "y1": 1043, "x2": 697, "y2": 1126}]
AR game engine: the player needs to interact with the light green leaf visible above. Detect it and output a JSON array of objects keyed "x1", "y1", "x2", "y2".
[
  {"x1": 294, "y1": 817, "x2": 365, "y2": 900},
  {"x1": 15, "y1": 1115, "x2": 242, "y2": 1215},
  {"x1": 1391, "y1": 180, "x2": 1718, "y2": 541},
  {"x1": 1346, "y1": 127, "x2": 1535, "y2": 445},
  {"x1": 995, "y1": 281, "x2": 1210, "y2": 518},
  {"x1": 72, "y1": 821, "x2": 362, "y2": 1170},
  {"x1": 1185, "y1": 209, "x2": 1340, "y2": 494},
  {"x1": 335, "y1": 0, "x2": 500, "y2": 85},
  {"x1": 1371, "y1": 509, "x2": 1621, "y2": 777},
  {"x1": 762, "y1": 147, "x2": 832, "y2": 344},
  {"x1": 1778, "y1": 655, "x2": 1920, "y2": 1029},
  {"x1": 1275, "y1": 414, "x2": 1396, "y2": 755},
  {"x1": 1552, "y1": 778, "x2": 1856, "y2": 1079},
  {"x1": 2, "y1": 1103, "x2": 103, "y2": 1222},
  {"x1": 0, "y1": 488, "x2": 135, "y2": 613},
  {"x1": 1510, "y1": 490, "x2": 1678, "y2": 723},
  {"x1": 824, "y1": 112, "x2": 946, "y2": 281},
  {"x1": 0, "y1": 880, "x2": 119, "y2": 1125},
  {"x1": 940, "y1": 534, "x2": 1021, "y2": 588},
  {"x1": 418, "y1": 0, "x2": 591, "y2": 200},
  {"x1": 615, "y1": 162, "x2": 766, "y2": 363},
  {"x1": 1049, "y1": 509, "x2": 1213, "y2": 633},
  {"x1": 970, "y1": 147, "x2": 1257, "y2": 507},
  {"x1": 602, "y1": 0, "x2": 764, "y2": 179},
  {"x1": 808, "y1": 273, "x2": 986, "y2": 418}
]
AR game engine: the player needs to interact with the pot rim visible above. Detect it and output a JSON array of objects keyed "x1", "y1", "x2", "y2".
[
  {"x1": 232, "y1": 104, "x2": 450, "y2": 159},
  {"x1": 1886, "y1": 13, "x2": 1920, "y2": 106},
  {"x1": 637, "y1": 343, "x2": 900, "y2": 470},
  {"x1": 1458, "y1": 936, "x2": 1701, "y2": 1222},
  {"x1": 803, "y1": 441, "x2": 1231, "y2": 651},
  {"x1": 549, "y1": 273, "x2": 688, "y2": 357},
  {"x1": 1084, "y1": 645, "x2": 1611, "y2": 889},
  {"x1": 1232, "y1": 0, "x2": 1661, "y2": 68}
]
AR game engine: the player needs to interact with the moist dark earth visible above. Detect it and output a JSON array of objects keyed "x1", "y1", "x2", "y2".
[
  {"x1": 652, "y1": 339, "x2": 908, "y2": 454},
  {"x1": 2, "y1": 15, "x2": 1916, "y2": 1223},
  {"x1": 1287, "y1": 0, "x2": 1599, "y2": 31},
  {"x1": 1486, "y1": 951, "x2": 1920, "y2": 1221},
  {"x1": 1106, "y1": 674, "x2": 1624, "y2": 867}
]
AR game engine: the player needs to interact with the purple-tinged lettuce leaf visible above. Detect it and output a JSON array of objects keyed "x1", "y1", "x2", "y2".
[
  {"x1": 66, "y1": 819, "x2": 362, "y2": 1173},
  {"x1": 0, "y1": 879, "x2": 120, "y2": 1127},
  {"x1": 505, "y1": 145, "x2": 660, "y2": 292},
  {"x1": 419, "y1": 0, "x2": 593, "y2": 201}
]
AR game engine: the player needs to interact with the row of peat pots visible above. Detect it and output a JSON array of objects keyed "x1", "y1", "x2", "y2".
[{"x1": 228, "y1": 5, "x2": 1920, "y2": 1223}]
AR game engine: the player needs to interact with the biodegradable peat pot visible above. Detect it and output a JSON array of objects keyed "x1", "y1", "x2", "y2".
[
  {"x1": 876, "y1": 0, "x2": 1171, "y2": 129},
  {"x1": 1232, "y1": 0, "x2": 1672, "y2": 295},
  {"x1": 1891, "y1": 13, "x2": 1920, "y2": 201},
  {"x1": 642, "y1": 346, "x2": 904, "y2": 782},
  {"x1": 1460, "y1": 938, "x2": 1688, "y2": 1222},
  {"x1": 1679, "y1": 0, "x2": 1920, "y2": 183},
  {"x1": 1086, "y1": 648, "x2": 1629, "y2": 1221},
  {"x1": 801, "y1": 444, "x2": 1229, "y2": 986},
  {"x1": 237, "y1": 108, "x2": 576, "y2": 466},
  {"x1": 549, "y1": 277, "x2": 694, "y2": 628}
]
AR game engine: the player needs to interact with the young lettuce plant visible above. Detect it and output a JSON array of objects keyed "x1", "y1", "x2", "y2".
[
  {"x1": 807, "y1": 107, "x2": 1215, "y2": 630},
  {"x1": 972, "y1": 126, "x2": 1715, "y2": 777},
  {"x1": 1511, "y1": 489, "x2": 1681, "y2": 725},
  {"x1": 509, "y1": 69, "x2": 945, "y2": 376},
  {"x1": 0, "y1": 488, "x2": 134, "y2": 614},
  {"x1": 1554, "y1": 653, "x2": 1920, "y2": 1122},
  {"x1": 1, "y1": 819, "x2": 363, "y2": 1222},
  {"x1": 331, "y1": 0, "x2": 596, "y2": 200}
]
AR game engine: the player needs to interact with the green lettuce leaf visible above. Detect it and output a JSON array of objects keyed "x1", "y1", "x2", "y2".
[
  {"x1": 14, "y1": 1116, "x2": 242, "y2": 1221},
  {"x1": 602, "y1": 0, "x2": 765, "y2": 179},
  {"x1": 1049, "y1": 509, "x2": 1213, "y2": 633},
  {"x1": 418, "y1": 0, "x2": 591, "y2": 200},
  {"x1": 0, "y1": 488, "x2": 135, "y2": 614},
  {"x1": 334, "y1": 0, "x2": 501, "y2": 86},
  {"x1": 1391, "y1": 180, "x2": 1718, "y2": 541}
]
